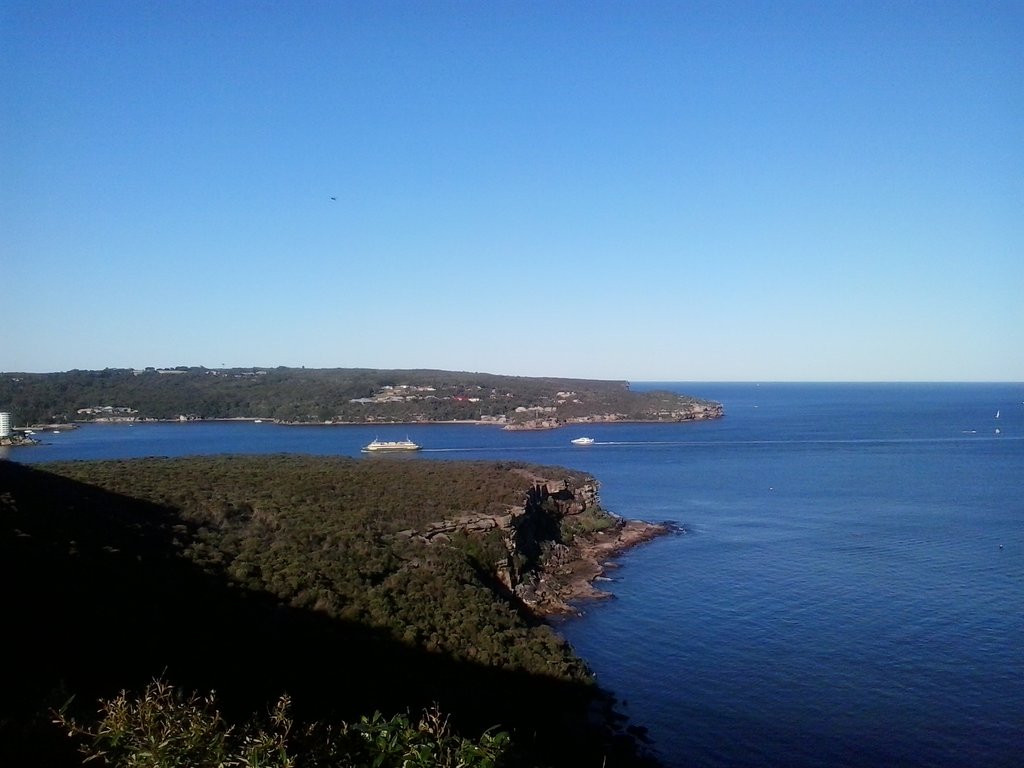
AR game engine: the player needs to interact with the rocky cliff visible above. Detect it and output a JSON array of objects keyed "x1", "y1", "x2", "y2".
[{"x1": 409, "y1": 472, "x2": 669, "y2": 616}]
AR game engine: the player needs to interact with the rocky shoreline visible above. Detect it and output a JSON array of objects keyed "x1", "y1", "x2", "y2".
[
  {"x1": 407, "y1": 472, "x2": 674, "y2": 619},
  {"x1": 502, "y1": 400, "x2": 724, "y2": 431},
  {"x1": 523, "y1": 518, "x2": 673, "y2": 616}
]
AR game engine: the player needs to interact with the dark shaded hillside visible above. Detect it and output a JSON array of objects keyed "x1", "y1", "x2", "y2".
[{"x1": 0, "y1": 458, "x2": 657, "y2": 767}]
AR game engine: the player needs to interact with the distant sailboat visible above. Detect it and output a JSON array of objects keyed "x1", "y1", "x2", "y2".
[{"x1": 995, "y1": 410, "x2": 1000, "y2": 419}]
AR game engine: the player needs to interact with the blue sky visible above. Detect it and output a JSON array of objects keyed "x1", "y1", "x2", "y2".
[{"x1": 3, "y1": 0, "x2": 1021, "y2": 380}]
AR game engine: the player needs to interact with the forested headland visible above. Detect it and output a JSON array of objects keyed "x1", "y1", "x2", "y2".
[
  {"x1": 0, "y1": 366, "x2": 722, "y2": 427},
  {"x1": 1, "y1": 455, "x2": 661, "y2": 767}
]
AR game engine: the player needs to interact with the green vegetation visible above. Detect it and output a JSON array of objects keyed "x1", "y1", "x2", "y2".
[
  {"x1": 55, "y1": 679, "x2": 510, "y2": 768},
  {"x1": 0, "y1": 366, "x2": 720, "y2": 426},
  {"x1": 560, "y1": 505, "x2": 619, "y2": 543},
  {"x1": 1, "y1": 456, "x2": 658, "y2": 767}
]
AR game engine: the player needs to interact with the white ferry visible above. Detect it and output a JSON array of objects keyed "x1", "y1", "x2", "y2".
[
  {"x1": 362, "y1": 437, "x2": 421, "y2": 452},
  {"x1": 571, "y1": 436, "x2": 595, "y2": 446}
]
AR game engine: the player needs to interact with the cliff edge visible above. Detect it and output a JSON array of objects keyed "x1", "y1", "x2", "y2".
[{"x1": 407, "y1": 470, "x2": 669, "y2": 616}]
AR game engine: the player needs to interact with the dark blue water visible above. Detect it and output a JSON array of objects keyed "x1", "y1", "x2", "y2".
[{"x1": 7, "y1": 383, "x2": 1023, "y2": 767}]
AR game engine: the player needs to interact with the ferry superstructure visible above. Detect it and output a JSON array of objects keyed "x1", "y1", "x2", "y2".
[{"x1": 362, "y1": 438, "x2": 421, "y2": 452}]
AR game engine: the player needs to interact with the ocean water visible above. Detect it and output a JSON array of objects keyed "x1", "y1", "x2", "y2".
[
  {"x1": 555, "y1": 383, "x2": 1024, "y2": 768},
  {"x1": 7, "y1": 383, "x2": 1023, "y2": 767}
]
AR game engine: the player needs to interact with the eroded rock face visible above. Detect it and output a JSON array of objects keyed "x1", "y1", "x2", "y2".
[
  {"x1": 412, "y1": 476, "x2": 669, "y2": 616},
  {"x1": 419, "y1": 512, "x2": 512, "y2": 540}
]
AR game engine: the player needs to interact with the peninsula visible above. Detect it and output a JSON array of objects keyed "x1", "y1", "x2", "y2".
[
  {"x1": 2, "y1": 456, "x2": 663, "y2": 767},
  {"x1": 0, "y1": 366, "x2": 723, "y2": 428}
]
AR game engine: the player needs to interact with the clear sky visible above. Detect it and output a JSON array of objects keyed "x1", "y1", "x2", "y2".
[{"x1": 3, "y1": 1, "x2": 1021, "y2": 381}]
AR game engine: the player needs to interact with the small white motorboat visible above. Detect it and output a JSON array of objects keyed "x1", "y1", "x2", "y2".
[{"x1": 571, "y1": 436, "x2": 595, "y2": 446}]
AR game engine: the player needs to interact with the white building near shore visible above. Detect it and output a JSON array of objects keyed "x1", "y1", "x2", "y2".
[{"x1": 0, "y1": 412, "x2": 11, "y2": 438}]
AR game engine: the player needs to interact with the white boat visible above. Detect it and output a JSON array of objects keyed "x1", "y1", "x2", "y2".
[
  {"x1": 571, "y1": 436, "x2": 595, "y2": 446},
  {"x1": 362, "y1": 437, "x2": 421, "y2": 452}
]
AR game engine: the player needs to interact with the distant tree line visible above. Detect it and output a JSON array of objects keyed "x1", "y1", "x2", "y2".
[{"x1": 0, "y1": 366, "x2": 716, "y2": 426}]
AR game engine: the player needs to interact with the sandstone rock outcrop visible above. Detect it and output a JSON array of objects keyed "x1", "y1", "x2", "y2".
[{"x1": 411, "y1": 474, "x2": 669, "y2": 616}]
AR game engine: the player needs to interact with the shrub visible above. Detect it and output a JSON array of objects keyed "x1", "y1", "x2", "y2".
[{"x1": 54, "y1": 678, "x2": 509, "y2": 768}]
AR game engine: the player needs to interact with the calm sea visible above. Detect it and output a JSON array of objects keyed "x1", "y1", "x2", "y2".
[{"x1": 7, "y1": 383, "x2": 1023, "y2": 767}]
